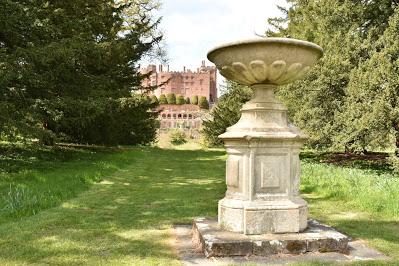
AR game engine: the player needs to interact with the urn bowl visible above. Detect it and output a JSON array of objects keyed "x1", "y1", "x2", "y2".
[{"x1": 207, "y1": 38, "x2": 323, "y2": 86}]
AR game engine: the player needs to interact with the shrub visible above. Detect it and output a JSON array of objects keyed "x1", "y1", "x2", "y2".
[
  {"x1": 185, "y1": 97, "x2": 190, "y2": 104},
  {"x1": 191, "y1": 95, "x2": 198, "y2": 105},
  {"x1": 176, "y1": 95, "x2": 185, "y2": 105},
  {"x1": 198, "y1": 96, "x2": 209, "y2": 109},
  {"x1": 159, "y1": 94, "x2": 167, "y2": 104},
  {"x1": 48, "y1": 95, "x2": 160, "y2": 145},
  {"x1": 202, "y1": 81, "x2": 253, "y2": 146},
  {"x1": 169, "y1": 130, "x2": 187, "y2": 145},
  {"x1": 388, "y1": 154, "x2": 399, "y2": 174},
  {"x1": 167, "y1": 93, "x2": 176, "y2": 104},
  {"x1": 150, "y1": 95, "x2": 158, "y2": 105}
]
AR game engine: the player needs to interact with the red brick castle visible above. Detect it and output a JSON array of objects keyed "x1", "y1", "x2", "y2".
[
  {"x1": 140, "y1": 62, "x2": 217, "y2": 131},
  {"x1": 141, "y1": 61, "x2": 217, "y2": 103}
]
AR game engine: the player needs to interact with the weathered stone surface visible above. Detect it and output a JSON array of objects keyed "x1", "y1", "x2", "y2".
[
  {"x1": 207, "y1": 38, "x2": 323, "y2": 86},
  {"x1": 193, "y1": 218, "x2": 349, "y2": 258},
  {"x1": 174, "y1": 225, "x2": 389, "y2": 265}
]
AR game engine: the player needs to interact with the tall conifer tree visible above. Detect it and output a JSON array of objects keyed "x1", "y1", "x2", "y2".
[{"x1": 0, "y1": 0, "x2": 163, "y2": 145}]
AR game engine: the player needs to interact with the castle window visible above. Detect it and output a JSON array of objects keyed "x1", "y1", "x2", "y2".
[
  {"x1": 173, "y1": 114, "x2": 176, "y2": 119},
  {"x1": 188, "y1": 114, "x2": 192, "y2": 119},
  {"x1": 178, "y1": 114, "x2": 182, "y2": 119},
  {"x1": 167, "y1": 114, "x2": 171, "y2": 119}
]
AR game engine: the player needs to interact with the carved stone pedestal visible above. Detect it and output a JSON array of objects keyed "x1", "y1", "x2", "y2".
[
  {"x1": 193, "y1": 38, "x2": 350, "y2": 257},
  {"x1": 218, "y1": 84, "x2": 307, "y2": 234}
]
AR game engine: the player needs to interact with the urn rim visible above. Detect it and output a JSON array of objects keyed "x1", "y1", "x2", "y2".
[{"x1": 207, "y1": 37, "x2": 323, "y2": 61}]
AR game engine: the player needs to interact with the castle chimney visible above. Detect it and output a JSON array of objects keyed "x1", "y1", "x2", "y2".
[
  {"x1": 167, "y1": 65, "x2": 170, "y2": 72},
  {"x1": 160, "y1": 65, "x2": 163, "y2": 72},
  {"x1": 202, "y1": 60, "x2": 205, "y2": 67},
  {"x1": 183, "y1": 66, "x2": 186, "y2": 72}
]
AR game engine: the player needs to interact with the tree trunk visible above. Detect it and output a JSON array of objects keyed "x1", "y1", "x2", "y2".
[{"x1": 393, "y1": 123, "x2": 399, "y2": 156}]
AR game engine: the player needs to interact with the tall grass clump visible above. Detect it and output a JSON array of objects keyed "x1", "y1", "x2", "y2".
[
  {"x1": 1, "y1": 185, "x2": 39, "y2": 216},
  {"x1": 301, "y1": 161, "x2": 399, "y2": 217},
  {"x1": 0, "y1": 143, "x2": 133, "y2": 224}
]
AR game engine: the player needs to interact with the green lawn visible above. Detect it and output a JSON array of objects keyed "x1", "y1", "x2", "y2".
[
  {"x1": 0, "y1": 144, "x2": 398, "y2": 265},
  {"x1": 0, "y1": 143, "x2": 134, "y2": 224}
]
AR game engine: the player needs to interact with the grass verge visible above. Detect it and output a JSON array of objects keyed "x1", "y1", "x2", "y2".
[
  {"x1": 0, "y1": 143, "x2": 132, "y2": 224},
  {"x1": 0, "y1": 145, "x2": 397, "y2": 265},
  {"x1": 0, "y1": 146, "x2": 226, "y2": 265}
]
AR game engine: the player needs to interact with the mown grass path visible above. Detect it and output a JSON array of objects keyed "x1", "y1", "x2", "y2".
[
  {"x1": 0, "y1": 146, "x2": 398, "y2": 265},
  {"x1": 0, "y1": 147, "x2": 226, "y2": 265}
]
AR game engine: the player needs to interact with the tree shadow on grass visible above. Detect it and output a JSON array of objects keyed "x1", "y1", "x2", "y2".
[
  {"x1": 0, "y1": 147, "x2": 226, "y2": 264},
  {"x1": 0, "y1": 143, "x2": 114, "y2": 174},
  {"x1": 300, "y1": 151, "x2": 393, "y2": 175}
]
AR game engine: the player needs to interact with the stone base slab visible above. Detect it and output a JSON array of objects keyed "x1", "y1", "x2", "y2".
[{"x1": 193, "y1": 218, "x2": 349, "y2": 258}]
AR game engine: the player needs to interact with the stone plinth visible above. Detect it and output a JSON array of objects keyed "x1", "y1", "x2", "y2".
[
  {"x1": 206, "y1": 38, "x2": 324, "y2": 235},
  {"x1": 217, "y1": 84, "x2": 308, "y2": 234},
  {"x1": 193, "y1": 218, "x2": 349, "y2": 258}
]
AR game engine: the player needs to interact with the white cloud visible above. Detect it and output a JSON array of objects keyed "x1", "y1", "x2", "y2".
[
  {"x1": 143, "y1": 0, "x2": 288, "y2": 88},
  {"x1": 156, "y1": 0, "x2": 288, "y2": 70}
]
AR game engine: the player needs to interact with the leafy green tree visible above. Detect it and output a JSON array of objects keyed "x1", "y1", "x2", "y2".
[
  {"x1": 0, "y1": 0, "x2": 162, "y2": 145},
  {"x1": 267, "y1": 0, "x2": 399, "y2": 151},
  {"x1": 198, "y1": 96, "x2": 209, "y2": 109},
  {"x1": 202, "y1": 82, "x2": 252, "y2": 146},
  {"x1": 191, "y1": 95, "x2": 199, "y2": 105},
  {"x1": 336, "y1": 7, "x2": 399, "y2": 152},
  {"x1": 159, "y1": 94, "x2": 167, "y2": 104},
  {"x1": 185, "y1": 97, "x2": 190, "y2": 104},
  {"x1": 176, "y1": 95, "x2": 185, "y2": 105},
  {"x1": 167, "y1": 93, "x2": 176, "y2": 104}
]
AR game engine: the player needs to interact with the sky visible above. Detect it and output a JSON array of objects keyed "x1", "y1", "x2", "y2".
[{"x1": 152, "y1": 0, "x2": 288, "y2": 72}]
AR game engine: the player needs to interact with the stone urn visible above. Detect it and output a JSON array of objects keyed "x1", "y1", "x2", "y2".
[{"x1": 207, "y1": 38, "x2": 323, "y2": 235}]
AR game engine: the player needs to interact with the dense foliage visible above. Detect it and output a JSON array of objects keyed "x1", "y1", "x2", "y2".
[
  {"x1": 202, "y1": 81, "x2": 252, "y2": 146},
  {"x1": 166, "y1": 93, "x2": 176, "y2": 104},
  {"x1": 191, "y1": 95, "x2": 198, "y2": 105},
  {"x1": 169, "y1": 129, "x2": 187, "y2": 145},
  {"x1": 0, "y1": 0, "x2": 162, "y2": 145},
  {"x1": 176, "y1": 94, "x2": 185, "y2": 105},
  {"x1": 159, "y1": 94, "x2": 167, "y2": 104},
  {"x1": 267, "y1": 0, "x2": 399, "y2": 153},
  {"x1": 150, "y1": 95, "x2": 159, "y2": 105},
  {"x1": 198, "y1": 96, "x2": 209, "y2": 109},
  {"x1": 157, "y1": 93, "x2": 205, "y2": 107}
]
